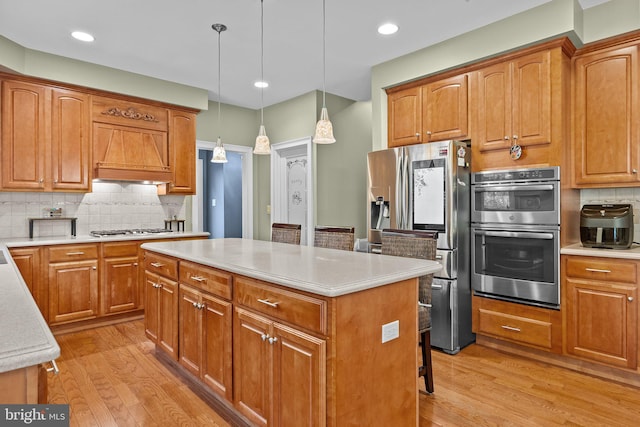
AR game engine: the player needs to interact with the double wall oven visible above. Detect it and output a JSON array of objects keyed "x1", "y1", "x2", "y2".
[{"x1": 471, "y1": 167, "x2": 560, "y2": 309}]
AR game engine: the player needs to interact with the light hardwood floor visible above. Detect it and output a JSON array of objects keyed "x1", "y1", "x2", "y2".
[{"x1": 49, "y1": 321, "x2": 640, "y2": 426}]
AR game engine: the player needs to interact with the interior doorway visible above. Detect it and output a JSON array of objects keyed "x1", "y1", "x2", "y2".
[
  {"x1": 270, "y1": 137, "x2": 314, "y2": 245},
  {"x1": 193, "y1": 141, "x2": 253, "y2": 239}
]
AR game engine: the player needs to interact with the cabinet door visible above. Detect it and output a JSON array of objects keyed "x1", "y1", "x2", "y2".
[
  {"x1": 9, "y1": 248, "x2": 45, "y2": 317},
  {"x1": 158, "y1": 276, "x2": 179, "y2": 360},
  {"x1": 51, "y1": 88, "x2": 91, "y2": 191},
  {"x1": 166, "y1": 110, "x2": 196, "y2": 194},
  {"x1": 272, "y1": 323, "x2": 326, "y2": 427},
  {"x1": 48, "y1": 260, "x2": 98, "y2": 324},
  {"x1": 474, "y1": 61, "x2": 511, "y2": 151},
  {"x1": 566, "y1": 278, "x2": 638, "y2": 368},
  {"x1": 202, "y1": 292, "x2": 233, "y2": 401},
  {"x1": 144, "y1": 271, "x2": 161, "y2": 343},
  {"x1": 573, "y1": 45, "x2": 640, "y2": 186},
  {"x1": 102, "y1": 256, "x2": 139, "y2": 315},
  {"x1": 422, "y1": 74, "x2": 468, "y2": 142},
  {"x1": 1, "y1": 80, "x2": 46, "y2": 190},
  {"x1": 179, "y1": 284, "x2": 202, "y2": 377},
  {"x1": 387, "y1": 86, "x2": 422, "y2": 147},
  {"x1": 234, "y1": 307, "x2": 272, "y2": 427}
]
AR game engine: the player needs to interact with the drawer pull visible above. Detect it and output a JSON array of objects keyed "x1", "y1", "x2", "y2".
[
  {"x1": 150, "y1": 262, "x2": 164, "y2": 268},
  {"x1": 190, "y1": 276, "x2": 206, "y2": 282},
  {"x1": 261, "y1": 333, "x2": 269, "y2": 341},
  {"x1": 418, "y1": 302, "x2": 432, "y2": 308},
  {"x1": 585, "y1": 268, "x2": 611, "y2": 273},
  {"x1": 501, "y1": 325, "x2": 521, "y2": 332},
  {"x1": 46, "y1": 359, "x2": 60, "y2": 375},
  {"x1": 629, "y1": 297, "x2": 635, "y2": 302},
  {"x1": 268, "y1": 336, "x2": 278, "y2": 345},
  {"x1": 258, "y1": 298, "x2": 279, "y2": 308},
  {"x1": 66, "y1": 251, "x2": 85, "y2": 255}
]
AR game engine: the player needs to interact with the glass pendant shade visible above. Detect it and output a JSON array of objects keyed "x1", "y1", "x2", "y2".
[
  {"x1": 313, "y1": 107, "x2": 336, "y2": 144},
  {"x1": 211, "y1": 137, "x2": 228, "y2": 163},
  {"x1": 253, "y1": 124, "x2": 271, "y2": 155}
]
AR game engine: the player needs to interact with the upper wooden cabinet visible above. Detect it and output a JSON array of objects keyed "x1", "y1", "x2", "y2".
[
  {"x1": 166, "y1": 110, "x2": 196, "y2": 194},
  {"x1": 1, "y1": 80, "x2": 91, "y2": 192},
  {"x1": 572, "y1": 43, "x2": 640, "y2": 187},
  {"x1": 387, "y1": 74, "x2": 468, "y2": 147}
]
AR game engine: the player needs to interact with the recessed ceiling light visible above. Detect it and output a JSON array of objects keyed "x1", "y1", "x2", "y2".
[
  {"x1": 71, "y1": 31, "x2": 95, "y2": 42},
  {"x1": 254, "y1": 81, "x2": 269, "y2": 89},
  {"x1": 378, "y1": 23, "x2": 398, "y2": 35}
]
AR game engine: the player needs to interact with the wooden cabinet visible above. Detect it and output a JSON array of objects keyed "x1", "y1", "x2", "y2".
[
  {"x1": 387, "y1": 74, "x2": 468, "y2": 147},
  {"x1": 46, "y1": 244, "x2": 99, "y2": 324},
  {"x1": 0, "y1": 364, "x2": 48, "y2": 404},
  {"x1": 165, "y1": 110, "x2": 196, "y2": 194},
  {"x1": 0, "y1": 79, "x2": 90, "y2": 192},
  {"x1": 572, "y1": 43, "x2": 640, "y2": 187},
  {"x1": 101, "y1": 241, "x2": 140, "y2": 315},
  {"x1": 144, "y1": 252, "x2": 179, "y2": 360},
  {"x1": 472, "y1": 295, "x2": 562, "y2": 353},
  {"x1": 233, "y1": 277, "x2": 327, "y2": 427},
  {"x1": 563, "y1": 255, "x2": 638, "y2": 369},
  {"x1": 9, "y1": 247, "x2": 45, "y2": 317}
]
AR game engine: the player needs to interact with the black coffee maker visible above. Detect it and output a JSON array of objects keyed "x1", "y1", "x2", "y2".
[{"x1": 580, "y1": 204, "x2": 634, "y2": 249}]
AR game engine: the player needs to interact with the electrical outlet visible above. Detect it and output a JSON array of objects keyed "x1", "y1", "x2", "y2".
[{"x1": 381, "y1": 320, "x2": 399, "y2": 343}]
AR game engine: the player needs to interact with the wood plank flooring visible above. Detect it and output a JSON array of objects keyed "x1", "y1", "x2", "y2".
[{"x1": 49, "y1": 320, "x2": 640, "y2": 426}]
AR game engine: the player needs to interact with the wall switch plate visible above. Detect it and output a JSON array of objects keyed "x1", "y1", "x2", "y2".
[
  {"x1": 381, "y1": 320, "x2": 400, "y2": 343},
  {"x1": 211, "y1": 198, "x2": 216, "y2": 207}
]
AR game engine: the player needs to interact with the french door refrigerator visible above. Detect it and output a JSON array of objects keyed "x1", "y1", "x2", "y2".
[{"x1": 366, "y1": 140, "x2": 475, "y2": 354}]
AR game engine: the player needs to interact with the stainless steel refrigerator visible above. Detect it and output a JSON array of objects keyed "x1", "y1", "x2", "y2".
[{"x1": 366, "y1": 140, "x2": 475, "y2": 354}]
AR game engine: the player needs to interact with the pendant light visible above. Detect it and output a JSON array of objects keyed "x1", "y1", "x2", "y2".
[
  {"x1": 253, "y1": 0, "x2": 271, "y2": 155},
  {"x1": 313, "y1": 0, "x2": 336, "y2": 144},
  {"x1": 211, "y1": 23, "x2": 228, "y2": 163}
]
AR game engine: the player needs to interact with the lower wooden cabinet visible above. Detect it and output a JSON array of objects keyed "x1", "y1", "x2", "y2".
[
  {"x1": 101, "y1": 241, "x2": 140, "y2": 315},
  {"x1": 144, "y1": 270, "x2": 179, "y2": 360},
  {"x1": 9, "y1": 247, "x2": 45, "y2": 317},
  {"x1": 0, "y1": 364, "x2": 48, "y2": 404},
  {"x1": 179, "y1": 283, "x2": 233, "y2": 401},
  {"x1": 563, "y1": 255, "x2": 638, "y2": 369}
]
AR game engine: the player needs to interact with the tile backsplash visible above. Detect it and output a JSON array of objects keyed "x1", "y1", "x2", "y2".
[
  {"x1": 580, "y1": 188, "x2": 640, "y2": 243},
  {"x1": 0, "y1": 182, "x2": 186, "y2": 239}
]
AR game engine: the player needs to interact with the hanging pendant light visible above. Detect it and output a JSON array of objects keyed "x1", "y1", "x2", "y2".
[
  {"x1": 253, "y1": 0, "x2": 271, "y2": 155},
  {"x1": 313, "y1": 0, "x2": 336, "y2": 144},
  {"x1": 211, "y1": 23, "x2": 228, "y2": 163}
]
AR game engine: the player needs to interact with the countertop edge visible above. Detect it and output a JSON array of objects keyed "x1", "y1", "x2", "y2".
[
  {"x1": 561, "y1": 243, "x2": 640, "y2": 260},
  {"x1": 2, "y1": 231, "x2": 210, "y2": 248}
]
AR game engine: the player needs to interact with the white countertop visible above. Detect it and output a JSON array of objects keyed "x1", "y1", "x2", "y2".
[
  {"x1": 141, "y1": 238, "x2": 442, "y2": 297},
  {"x1": 0, "y1": 245, "x2": 59, "y2": 373},
  {"x1": 561, "y1": 242, "x2": 640, "y2": 259},
  {"x1": 2, "y1": 231, "x2": 209, "y2": 248}
]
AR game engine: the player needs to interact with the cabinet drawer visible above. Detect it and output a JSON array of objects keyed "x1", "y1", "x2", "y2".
[
  {"x1": 565, "y1": 256, "x2": 638, "y2": 284},
  {"x1": 103, "y1": 241, "x2": 140, "y2": 258},
  {"x1": 48, "y1": 244, "x2": 99, "y2": 262},
  {"x1": 235, "y1": 277, "x2": 327, "y2": 335},
  {"x1": 179, "y1": 261, "x2": 232, "y2": 300},
  {"x1": 477, "y1": 308, "x2": 553, "y2": 349},
  {"x1": 144, "y1": 252, "x2": 178, "y2": 279}
]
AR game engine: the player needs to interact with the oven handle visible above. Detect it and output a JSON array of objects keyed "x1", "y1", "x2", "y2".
[
  {"x1": 473, "y1": 184, "x2": 555, "y2": 192},
  {"x1": 474, "y1": 230, "x2": 555, "y2": 240}
]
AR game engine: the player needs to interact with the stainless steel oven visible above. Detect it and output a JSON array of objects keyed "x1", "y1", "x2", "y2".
[{"x1": 471, "y1": 167, "x2": 560, "y2": 309}]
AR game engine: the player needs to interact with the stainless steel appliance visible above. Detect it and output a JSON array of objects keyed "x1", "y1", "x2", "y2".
[
  {"x1": 471, "y1": 166, "x2": 560, "y2": 308},
  {"x1": 580, "y1": 204, "x2": 634, "y2": 249},
  {"x1": 367, "y1": 140, "x2": 474, "y2": 354},
  {"x1": 90, "y1": 228, "x2": 172, "y2": 237}
]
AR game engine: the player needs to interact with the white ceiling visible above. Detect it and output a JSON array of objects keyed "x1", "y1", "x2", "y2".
[{"x1": 0, "y1": 0, "x2": 607, "y2": 110}]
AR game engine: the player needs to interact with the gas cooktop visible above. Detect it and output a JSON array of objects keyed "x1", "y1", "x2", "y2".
[{"x1": 90, "y1": 228, "x2": 172, "y2": 237}]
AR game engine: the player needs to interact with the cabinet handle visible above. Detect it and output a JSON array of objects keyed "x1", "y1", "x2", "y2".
[
  {"x1": 504, "y1": 136, "x2": 510, "y2": 140},
  {"x1": 133, "y1": 262, "x2": 138, "y2": 266},
  {"x1": 512, "y1": 135, "x2": 518, "y2": 140},
  {"x1": 192, "y1": 302, "x2": 198, "y2": 308},
  {"x1": 629, "y1": 297, "x2": 635, "y2": 302},
  {"x1": 418, "y1": 301, "x2": 432, "y2": 308},
  {"x1": 92, "y1": 266, "x2": 97, "y2": 270},
  {"x1": 199, "y1": 303, "x2": 205, "y2": 310},
  {"x1": 190, "y1": 275, "x2": 206, "y2": 282},
  {"x1": 46, "y1": 360, "x2": 60, "y2": 375},
  {"x1": 257, "y1": 298, "x2": 279, "y2": 308},
  {"x1": 66, "y1": 251, "x2": 85, "y2": 255},
  {"x1": 585, "y1": 268, "x2": 611, "y2": 273},
  {"x1": 426, "y1": 131, "x2": 432, "y2": 136},
  {"x1": 150, "y1": 262, "x2": 164, "y2": 268},
  {"x1": 268, "y1": 337, "x2": 278, "y2": 345},
  {"x1": 415, "y1": 133, "x2": 420, "y2": 138},
  {"x1": 633, "y1": 169, "x2": 638, "y2": 174},
  {"x1": 39, "y1": 178, "x2": 44, "y2": 183},
  {"x1": 261, "y1": 333, "x2": 269, "y2": 341},
  {"x1": 151, "y1": 282, "x2": 161, "y2": 288},
  {"x1": 501, "y1": 325, "x2": 521, "y2": 332}
]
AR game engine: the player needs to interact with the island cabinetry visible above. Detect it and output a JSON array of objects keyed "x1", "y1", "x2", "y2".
[
  {"x1": 144, "y1": 252, "x2": 179, "y2": 360},
  {"x1": 472, "y1": 296, "x2": 562, "y2": 353},
  {"x1": 387, "y1": 73, "x2": 468, "y2": 147},
  {"x1": 233, "y1": 276, "x2": 327, "y2": 427},
  {"x1": 46, "y1": 244, "x2": 99, "y2": 324},
  {"x1": 101, "y1": 241, "x2": 140, "y2": 315},
  {"x1": 563, "y1": 255, "x2": 638, "y2": 369},
  {"x1": 178, "y1": 261, "x2": 233, "y2": 401},
  {"x1": 572, "y1": 42, "x2": 640, "y2": 187},
  {"x1": 1, "y1": 79, "x2": 91, "y2": 192},
  {"x1": 9, "y1": 247, "x2": 45, "y2": 317}
]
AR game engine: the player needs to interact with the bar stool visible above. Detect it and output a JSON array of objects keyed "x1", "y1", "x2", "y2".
[
  {"x1": 271, "y1": 223, "x2": 302, "y2": 245},
  {"x1": 313, "y1": 226, "x2": 355, "y2": 251}
]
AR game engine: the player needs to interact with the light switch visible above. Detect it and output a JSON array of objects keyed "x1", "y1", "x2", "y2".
[
  {"x1": 211, "y1": 199, "x2": 216, "y2": 207},
  {"x1": 381, "y1": 320, "x2": 400, "y2": 343},
  {"x1": 266, "y1": 204, "x2": 271, "y2": 214}
]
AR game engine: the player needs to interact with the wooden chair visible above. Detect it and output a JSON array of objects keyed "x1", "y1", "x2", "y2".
[
  {"x1": 381, "y1": 228, "x2": 437, "y2": 394},
  {"x1": 271, "y1": 223, "x2": 302, "y2": 245},
  {"x1": 313, "y1": 226, "x2": 355, "y2": 251}
]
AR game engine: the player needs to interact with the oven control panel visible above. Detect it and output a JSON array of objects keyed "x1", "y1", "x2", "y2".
[{"x1": 472, "y1": 166, "x2": 559, "y2": 184}]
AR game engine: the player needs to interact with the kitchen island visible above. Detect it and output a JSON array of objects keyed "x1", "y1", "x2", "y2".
[{"x1": 142, "y1": 238, "x2": 441, "y2": 427}]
